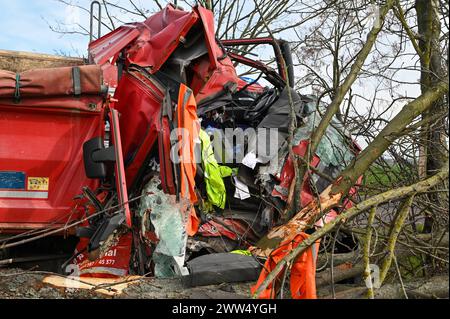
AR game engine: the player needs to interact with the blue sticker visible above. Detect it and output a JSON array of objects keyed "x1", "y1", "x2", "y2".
[{"x1": 0, "y1": 172, "x2": 26, "y2": 190}]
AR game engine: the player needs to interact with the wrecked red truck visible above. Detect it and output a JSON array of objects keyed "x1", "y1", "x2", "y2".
[{"x1": 0, "y1": 4, "x2": 360, "y2": 299}]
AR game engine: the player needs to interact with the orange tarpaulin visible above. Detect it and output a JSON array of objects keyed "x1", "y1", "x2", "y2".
[
  {"x1": 251, "y1": 232, "x2": 320, "y2": 299},
  {"x1": 176, "y1": 83, "x2": 200, "y2": 236}
]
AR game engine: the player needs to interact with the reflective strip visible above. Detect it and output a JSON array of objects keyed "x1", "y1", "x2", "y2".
[
  {"x1": 183, "y1": 174, "x2": 189, "y2": 198},
  {"x1": 0, "y1": 191, "x2": 48, "y2": 199},
  {"x1": 311, "y1": 241, "x2": 320, "y2": 268},
  {"x1": 72, "y1": 66, "x2": 81, "y2": 96},
  {"x1": 182, "y1": 89, "x2": 191, "y2": 111}
]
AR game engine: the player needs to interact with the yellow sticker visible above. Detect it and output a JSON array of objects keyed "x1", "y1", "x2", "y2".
[{"x1": 28, "y1": 177, "x2": 49, "y2": 191}]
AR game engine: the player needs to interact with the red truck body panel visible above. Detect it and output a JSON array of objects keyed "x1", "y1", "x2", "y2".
[{"x1": 0, "y1": 65, "x2": 105, "y2": 232}]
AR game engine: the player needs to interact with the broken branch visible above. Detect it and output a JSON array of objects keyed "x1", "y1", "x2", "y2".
[
  {"x1": 363, "y1": 206, "x2": 377, "y2": 299},
  {"x1": 252, "y1": 164, "x2": 449, "y2": 298},
  {"x1": 379, "y1": 195, "x2": 415, "y2": 285}
]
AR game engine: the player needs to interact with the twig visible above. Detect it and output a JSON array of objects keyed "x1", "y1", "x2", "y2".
[
  {"x1": 330, "y1": 224, "x2": 343, "y2": 299},
  {"x1": 363, "y1": 206, "x2": 377, "y2": 299},
  {"x1": 393, "y1": 255, "x2": 408, "y2": 299}
]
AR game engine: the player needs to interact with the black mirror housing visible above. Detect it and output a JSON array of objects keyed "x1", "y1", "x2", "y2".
[{"x1": 83, "y1": 137, "x2": 116, "y2": 179}]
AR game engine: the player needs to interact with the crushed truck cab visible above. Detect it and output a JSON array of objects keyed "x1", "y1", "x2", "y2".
[{"x1": 0, "y1": 4, "x2": 361, "y2": 299}]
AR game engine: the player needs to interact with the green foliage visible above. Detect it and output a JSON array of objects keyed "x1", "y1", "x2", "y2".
[{"x1": 361, "y1": 163, "x2": 413, "y2": 195}]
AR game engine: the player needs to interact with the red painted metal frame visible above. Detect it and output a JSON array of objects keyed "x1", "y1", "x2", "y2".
[
  {"x1": 109, "y1": 107, "x2": 131, "y2": 227},
  {"x1": 88, "y1": 25, "x2": 140, "y2": 66}
]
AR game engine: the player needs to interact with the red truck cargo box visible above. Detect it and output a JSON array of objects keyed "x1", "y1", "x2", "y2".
[{"x1": 0, "y1": 66, "x2": 105, "y2": 232}]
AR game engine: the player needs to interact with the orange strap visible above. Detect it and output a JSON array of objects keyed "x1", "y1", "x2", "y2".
[
  {"x1": 177, "y1": 84, "x2": 200, "y2": 236},
  {"x1": 251, "y1": 232, "x2": 319, "y2": 299},
  {"x1": 186, "y1": 207, "x2": 200, "y2": 236}
]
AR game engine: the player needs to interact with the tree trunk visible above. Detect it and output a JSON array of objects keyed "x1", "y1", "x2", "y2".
[
  {"x1": 320, "y1": 275, "x2": 449, "y2": 299},
  {"x1": 416, "y1": 0, "x2": 448, "y2": 232}
]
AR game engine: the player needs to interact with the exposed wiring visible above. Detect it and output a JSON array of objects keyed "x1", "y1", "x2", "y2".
[{"x1": 0, "y1": 194, "x2": 147, "y2": 251}]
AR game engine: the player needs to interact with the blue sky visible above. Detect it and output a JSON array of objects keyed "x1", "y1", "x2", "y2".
[
  {"x1": 0, "y1": 1, "x2": 420, "y2": 119},
  {"x1": 0, "y1": 0, "x2": 89, "y2": 56}
]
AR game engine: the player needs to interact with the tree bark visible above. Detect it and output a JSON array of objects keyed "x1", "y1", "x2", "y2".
[
  {"x1": 415, "y1": 0, "x2": 448, "y2": 232},
  {"x1": 321, "y1": 275, "x2": 449, "y2": 299},
  {"x1": 317, "y1": 250, "x2": 358, "y2": 269},
  {"x1": 316, "y1": 263, "x2": 364, "y2": 288}
]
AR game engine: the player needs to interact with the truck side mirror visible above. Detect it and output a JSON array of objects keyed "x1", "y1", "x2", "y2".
[{"x1": 83, "y1": 137, "x2": 116, "y2": 179}]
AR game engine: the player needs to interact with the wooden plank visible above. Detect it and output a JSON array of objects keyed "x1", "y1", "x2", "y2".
[{"x1": 42, "y1": 275, "x2": 142, "y2": 296}]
